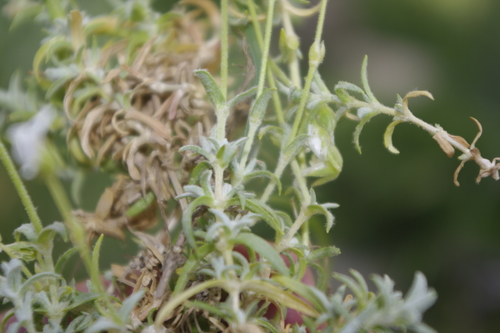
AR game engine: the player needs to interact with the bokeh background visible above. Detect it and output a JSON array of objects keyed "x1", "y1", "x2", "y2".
[{"x1": 1, "y1": 0, "x2": 500, "y2": 332}]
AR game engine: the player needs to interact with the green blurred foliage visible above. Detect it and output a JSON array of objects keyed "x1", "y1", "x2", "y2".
[{"x1": 1, "y1": 0, "x2": 500, "y2": 332}]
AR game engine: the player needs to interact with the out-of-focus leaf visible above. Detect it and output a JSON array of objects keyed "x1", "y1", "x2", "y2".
[
  {"x1": 353, "y1": 111, "x2": 378, "y2": 154},
  {"x1": 242, "y1": 280, "x2": 318, "y2": 317},
  {"x1": 194, "y1": 70, "x2": 225, "y2": 108},
  {"x1": 55, "y1": 247, "x2": 79, "y2": 274},
  {"x1": 308, "y1": 246, "x2": 341, "y2": 262},
  {"x1": 304, "y1": 204, "x2": 336, "y2": 232},
  {"x1": 243, "y1": 170, "x2": 282, "y2": 195},
  {"x1": 383, "y1": 120, "x2": 403, "y2": 154},
  {"x1": 361, "y1": 55, "x2": 378, "y2": 103},
  {"x1": 232, "y1": 233, "x2": 288, "y2": 276},
  {"x1": 189, "y1": 161, "x2": 212, "y2": 185},
  {"x1": 183, "y1": 196, "x2": 214, "y2": 249},
  {"x1": 173, "y1": 244, "x2": 215, "y2": 296}
]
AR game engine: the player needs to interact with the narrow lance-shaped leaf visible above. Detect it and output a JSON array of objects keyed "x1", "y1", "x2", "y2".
[
  {"x1": 241, "y1": 280, "x2": 319, "y2": 317},
  {"x1": 173, "y1": 244, "x2": 215, "y2": 296},
  {"x1": 283, "y1": 134, "x2": 309, "y2": 160},
  {"x1": 308, "y1": 246, "x2": 341, "y2": 262},
  {"x1": 353, "y1": 111, "x2": 378, "y2": 154},
  {"x1": 304, "y1": 204, "x2": 336, "y2": 232},
  {"x1": 182, "y1": 196, "x2": 214, "y2": 249},
  {"x1": 179, "y1": 145, "x2": 214, "y2": 161},
  {"x1": 226, "y1": 198, "x2": 283, "y2": 236},
  {"x1": 189, "y1": 161, "x2": 211, "y2": 185},
  {"x1": 227, "y1": 86, "x2": 257, "y2": 109},
  {"x1": 249, "y1": 88, "x2": 276, "y2": 126},
  {"x1": 361, "y1": 55, "x2": 378, "y2": 103},
  {"x1": 383, "y1": 120, "x2": 403, "y2": 154},
  {"x1": 194, "y1": 69, "x2": 225, "y2": 109},
  {"x1": 232, "y1": 233, "x2": 289, "y2": 276},
  {"x1": 243, "y1": 170, "x2": 282, "y2": 195}
]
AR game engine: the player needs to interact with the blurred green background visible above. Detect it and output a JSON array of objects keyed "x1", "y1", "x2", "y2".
[{"x1": 1, "y1": 0, "x2": 500, "y2": 332}]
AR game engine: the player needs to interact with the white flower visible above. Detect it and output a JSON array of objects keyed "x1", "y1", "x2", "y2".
[{"x1": 7, "y1": 106, "x2": 56, "y2": 179}]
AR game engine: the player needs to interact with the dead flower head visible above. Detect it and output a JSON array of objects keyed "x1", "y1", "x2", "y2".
[{"x1": 453, "y1": 117, "x2": 500, "y2": 186}]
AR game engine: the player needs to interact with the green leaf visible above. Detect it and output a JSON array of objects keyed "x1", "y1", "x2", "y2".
[
  {"x1": 14, "y1": 224, "x2": 37, "y2": 242},
  {"x1": 283, "y1": 134, "x2": 309, "y2": 159},
  {"x1": 333, "y1": 269, "x2": 369, "y2": 304},
  {"x1": 118, "y1": 290, "x2": 145, "y2": 321},
  {"x1": 91, "y1": 234, "x2": 104, "y2": 288},
  {"x1": 55, "y1": 247, "x2": 80, "y2": 274},
  {"x1": 272, "y1": 275, "x2": 324, "y2": 311},
  {"x1": 255, "y1": 319, "x2": 280, "y2": 333},
  {"x1": 185, "y1": 300, "x2": 227, "y2": 318},
  {"x1": 258, "y1": 125, "x2": 283, "y2": 141},
  {"x1": 242, "y1": 280, "x2": 318, "y2": 317},
  {"x1": 228, "y1": 86, "x2": 257, "y2": 109},
  {"x1": 243, "y1": 170, "x2": 282, "y2": 195},
  {"x1": 384, "y1": 120, "x2": 403, "y2": 154},
  {"x1": 304, "y1": 204, "x2": 335, "y2": 232},
  {"x1": 173, "y1": 244, "x2": 215, "y2": 296},
  {"x1": 125, "y1": 192, "x2": 156, "y2": 217},
  {"x1": 227, "y1": 198, "x2": 283, "y2": 236},
  {"x1": 37, "y1": 222, "x2": 68, "y2": 246},
  {"x1": 189, "y1": 161, "x2": 212, "y2": 185},
  {"x1": 20, "y1": 272, "x2": 63, "y2": 295},
  {"x1": 353, "y1": 111, "x2": 378, "y2": 154},
  {"x1": 67, "y1": 292, "x2": 100, "y2": 310},
  {"x1": 334, "y1": 81, "x2": 364, "y2": 95},
  {"x1": 232, "y1": 233, "x2": 289, "y2": 276},
  {"x1": 361, "y1": 55, "x2": 378, "y2": 103},
  {"x1": 4, "y1": 242, "x2": 38, "y2": 261},
  {"x1": 179, "y1": 145, "x2": 214, "y2": 161},
  {"x1": 308, "y1": 246, "x2": 341, "y2": 262},
  {"x1": 249, "y1": 88, "x2": 276, "y2": 125},
  {"x1": 183, "y1": 196, "x2": 214, "y2": 249},
  {"x1": 194, "y1": 69, "x2": 225, "y2": 108},
  {"x1": 33, "y1": 36, "x2": 71, "y2": 83},
  {"x1": 10, "y1": 4, "x2": 43, "y2": 30}
]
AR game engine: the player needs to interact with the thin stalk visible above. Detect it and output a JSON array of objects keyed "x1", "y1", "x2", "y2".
[
  {"x1": 256, "y1": 0, "x2": 277, "y2": 97},
  {"x1": 280, "y1": 0, "x2": 301, "y2": 88},
  {"x1": 289, "y1": 0, "x2": 328, "y2": 141},
  {"x1": 45, "y1": 173, "x2": 119, "y2": 320},
  {"x1": 0, "y1": 139, "x2": 43, "y2": 234},
  {"x1": 277, "y1": 208, "x2": 308, "y2": 252},
  {"x1": 220, "y1": 0, "x2": 229, "y2": 99}
]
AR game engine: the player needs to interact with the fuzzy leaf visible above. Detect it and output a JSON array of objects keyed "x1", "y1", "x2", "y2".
[
  {"x1": 173, "y1": 244, "x2": 215, "y2": 296},
  {"x1": 233, "y1": 233, "x2": 289, "y2": 276},
  {"x1": 125, "y1": 192, "x2": 156, "y2": 217},
  {"x1": 20, "y1": 272, "x2": 63, "y2": 295},
  {"x1": 243, "y1": 170, "x2": 282, "y2": 195},
  {"x1": 55, "y1": 247, "x2": 79, "y2": 274},
  {"x1": 118, "y1": 290, "x2": 145, "y2": 321},
  {"x1": 353, "y1": 111, "x2": 378, "y2": 154},
  {"x1": 304, "y1": 204, "x2": 335, "y2": 232},
  {"x1": 361, "y1": 55, "x2": 378, "y2": 103},
  {"x1": 241, "y1": 280, "x2": 318, "y2": 317},
  {"x1": 273, "y1": 275, "x2": 324, "y2": 311},
  {"x1": 384, "y1": 120, "x2": 403, "y2": 154},
  {"x1": 189, "y1": 161, "x2": 212, "y2": 185},
  {"x1": 183, "y1": 196, "x2": 214, "y2": 249},
  {"x1": 258, "y1": 125, "x2": 282, "y2": 140},
  {"x1": 308, "y1": 246, "x2": 341, "y2": 262},
  {"x1": 91, "y1": 234, "x2": 104, "y2": 290},
  {"x1": 227, "y1": 198, "x2": 283, "y2": 236},
  {"x1": 179, "y1": 145, "x2": 214, "y2": 161},
  {"x1": 14, "y1": 224, "x2": 37, "y2": 242},
  {"x1": 37, "y1": 222, "x2": 68, "y2": 246},
  {"x1": 33, "y1": 36, "x2": 70, "y2": 82},
  {"x1": 194, "y1": 70, "x2": 225, "y2": 108},
  {"x1": 249, "y1": 88, "x2": 276, "y2": 125},
  {"x1": 228, "y1": 86, "x2": 257, "y2": 109},
  {"x1": 334, "y1": 81, "x2": 364, "y2": 95},
  {"x1": 283, "y1": 134, "x2": 309, "y2": 159}
]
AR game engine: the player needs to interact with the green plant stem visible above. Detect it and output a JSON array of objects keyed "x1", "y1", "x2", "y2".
[
  {"x1": 277, "y1": 208, "x2": 308, "y2": 252},
  {"x1": 256, "y1": 0, "x2": 277, "y2": 97},
  {"x1": 44, "y1": 173, "x2": 118, "y2": 320},
  {"x1": 220, "y1": 0, "x2": 229, "y2": 100},
  {"x1": 280, "y1": 1, "x2": 301, "y2": 88},
  {"x1": 289, "y1": 0, "x2": 328, "y2": 141},
  {"x1": 0, "y1": 139, "x2": 43, "y2": 234}
]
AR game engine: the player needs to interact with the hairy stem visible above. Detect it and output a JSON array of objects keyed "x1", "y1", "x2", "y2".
[
  {"x1": 220, "y1": 0, "x2": 229, "y2": 100},
  {"x1": 0, "y1": 139, "x2": 43, "y2": 234}
]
